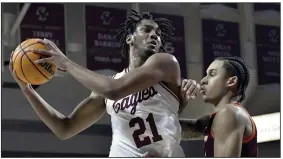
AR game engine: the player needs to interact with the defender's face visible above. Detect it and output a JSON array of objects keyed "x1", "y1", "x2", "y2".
[
  {"x1": 200, "y1": 60, "x2": 229, "y2": 104},
  {"x1": 130, "y1": 19, "x2": 162, "y2": 56}
]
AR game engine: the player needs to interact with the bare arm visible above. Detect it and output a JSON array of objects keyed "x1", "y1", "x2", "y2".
[
  {"x1": 213, "y1": 108, "x2": 245, "y2": 157},
  {"x1": 23, "y1": 88, "x2": 106, "y2": 140},
  {"x1": 64, "y1": 53, "x2": 181, "y2": 101},
  {"x1": 179, "y1": 114, "x2": 210, "y2": 140}
]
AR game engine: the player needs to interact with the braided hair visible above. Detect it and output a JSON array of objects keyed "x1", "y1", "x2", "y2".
[
  {"x1": 215, "y1": 56, "x2": 250, "y2": 102},
  {"x1": 114, "y1": 9, "x2": 175, "y2": 59}
]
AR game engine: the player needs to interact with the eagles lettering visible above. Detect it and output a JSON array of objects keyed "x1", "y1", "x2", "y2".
[{"x1": 112, "y1": 87, "x2": 158, "y2": 115}]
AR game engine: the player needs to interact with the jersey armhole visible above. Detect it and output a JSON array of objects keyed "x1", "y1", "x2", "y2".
[
  {"x1": 243, "y1": 118, "x2": 256, "y2": 143},
  {"x1": 159, "y1": 81, "x2": 180, "y2": 102},
  {"x1": 234, "y1": 103, "x2": 256, "y2": 143}
]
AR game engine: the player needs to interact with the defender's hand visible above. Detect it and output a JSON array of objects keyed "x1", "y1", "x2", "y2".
[{"x1": 180, "y1": 79, "x2": 200, "y2": 100}]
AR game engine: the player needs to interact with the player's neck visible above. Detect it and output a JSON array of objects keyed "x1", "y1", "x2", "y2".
[
  {"x1": 128, "y1": 49, "x2": 147, "y2": 71},
  {"x1": 214, "y1": 93, "x2": 236, "y2": 111}
]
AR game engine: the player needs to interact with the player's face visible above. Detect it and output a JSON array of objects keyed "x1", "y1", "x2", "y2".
[
  {"x1": 128, "y1": 19, "x2": 162, "y2": 57},
  {"x1": 200, "y1": 60, "x2": 230, "y2": 104}
]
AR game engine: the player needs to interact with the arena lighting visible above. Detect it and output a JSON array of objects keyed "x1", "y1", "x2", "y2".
[{"x1": 252, "y1": 112, "x2": 280, "y2": 143}]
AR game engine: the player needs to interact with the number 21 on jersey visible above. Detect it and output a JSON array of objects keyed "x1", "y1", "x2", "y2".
[{"x1": 129, "y1": 113, "x2": 163, "y2": 148}]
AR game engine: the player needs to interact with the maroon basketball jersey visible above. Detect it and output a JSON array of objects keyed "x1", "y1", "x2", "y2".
[{"x1": 203, "y1": 103, "x2": 258, "y2": 157}]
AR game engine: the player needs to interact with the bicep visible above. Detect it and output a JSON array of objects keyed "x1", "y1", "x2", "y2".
[
  {"x1": 65, "y1": 92, "x2": 106, "y2": 137},
  {"x1": 113, "y1": 53, "x2": 181, "y2": 99},
  {"x1": 213, "y1": 109, "x2": 244, "y2": 157},
  {"x1": 214, "y1": 128, "x2": 243, "y2": 157}
]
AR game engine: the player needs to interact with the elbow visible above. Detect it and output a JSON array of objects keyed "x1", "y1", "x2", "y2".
[
  {"x1": 54, "y1": 119, "x2": 73, "y2": 140},
  {"x1": 55, "y1": 133, "x2": 70, "y2": 140},
  {"x1": 59, "y1": 134, "x2": 74, "y2": 140},
  {"x1": 56, "y1": 130, "x2": 75, "y2": 141}
]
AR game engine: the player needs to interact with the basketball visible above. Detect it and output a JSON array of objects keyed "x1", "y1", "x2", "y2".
[{"x1": 12, "y1": 38, "x2": 57, "y2": 85}]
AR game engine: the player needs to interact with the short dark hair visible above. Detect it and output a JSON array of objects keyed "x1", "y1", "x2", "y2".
[
  {"x1": 215, "y1": 56, "x2": 250, "y2": 102},
  {"x1": 114, "y1": 9, "x2": 175, "y2": 59}
]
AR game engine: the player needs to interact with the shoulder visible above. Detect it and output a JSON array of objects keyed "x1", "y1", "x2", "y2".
[
  {"x1": 146, "y1": 53, "x2": 179, "y2": 67},
  {"x1": 150, "y1": 53, "x2": 178, "y2": 61},
  {"x1": 214, "y1": 105, "x2": 243, "y2": 129},
  {"x1": 217, "y1": 105, "x2": 239, "y2": 117},
  {"x1": 144, "y1": 53, "x2": 181, "y2": 85}
]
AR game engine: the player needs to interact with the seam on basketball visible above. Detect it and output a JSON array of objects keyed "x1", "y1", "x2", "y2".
[
  {"x1": 14, "y1": 40, "x2": 30, "y2": 53},
  {"x1": 19, "y1": 43, "x2": 51, "y2": 80},
  {"x1": 19, "y1": 52, "x2": 32, "y2": 84},
  {"x1": 12, "y1": 48, "x2": 22, "y2": 66}
]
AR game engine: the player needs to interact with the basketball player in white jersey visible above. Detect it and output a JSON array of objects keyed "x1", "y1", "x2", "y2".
[{"x1": 10, "y1": 10, "x2": 200, "y2": 157}]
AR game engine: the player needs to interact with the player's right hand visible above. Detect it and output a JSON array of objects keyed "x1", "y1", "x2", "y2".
[
  {"x1": 9, "y1": 51, "x2": 31, "y2": 91},
  {"x1": 180, "y1": 79, "x2": 200, "y2": 100}
]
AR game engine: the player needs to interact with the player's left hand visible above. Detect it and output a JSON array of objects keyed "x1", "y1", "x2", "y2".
[
  {"x1": 27, "y1": 38, "x2": 70, "y2": 71},
  {"x1": 9, "y1": 51, "x2": 31, "y2": 90},
  {"x1": 180, "y1": 79, "x2": 200, "y2": 100}
]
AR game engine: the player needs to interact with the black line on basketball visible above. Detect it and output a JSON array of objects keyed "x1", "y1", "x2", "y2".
[
  {"x1": 19, "y1": 42, "x2": 51, "y2": 80},
  {"x1": 12, "y1": 48, "x2": 22, "y2": 65},
  {"x1": 19, "y1": 52, "x2": 32, "y2": 84},
  {"x1": 14, "y1": 39, "x2": 30, "y2": 53}
]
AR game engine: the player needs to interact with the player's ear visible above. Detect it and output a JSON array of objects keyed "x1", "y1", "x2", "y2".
[
  {"x1": 126, "y1": 34, "x2": 134, "y2": 45},
  {"x1": 227, "y1": 76, "x2": 238, "y2": 88}
]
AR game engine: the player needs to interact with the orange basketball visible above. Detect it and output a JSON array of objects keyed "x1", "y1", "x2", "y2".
[{"x1": 12, "y1": 38, "x2": 57, "y2": 85}]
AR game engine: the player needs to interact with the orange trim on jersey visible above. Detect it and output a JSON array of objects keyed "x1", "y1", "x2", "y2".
[
  {"x1": 243, "y1": 119, "x2": 256, "y2": 143},
  {"x1": 210, "y1": 129, "x2": 215, "y2": 138},
  {"x1": 234, "y1": 103, "x2": 256, "y2": 143},
  {"x1": 210, "y1": 112, "x2": 217, "y2": 118}
]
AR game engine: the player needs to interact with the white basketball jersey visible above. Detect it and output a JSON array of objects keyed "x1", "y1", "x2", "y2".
[{"x1": 105, "y1": 68, "x2": 185, "y2": 157}]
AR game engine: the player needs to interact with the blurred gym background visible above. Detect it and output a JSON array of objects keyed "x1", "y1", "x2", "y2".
[{"x1": 1, "y1": 2, "x2": 280, "y2": 157}]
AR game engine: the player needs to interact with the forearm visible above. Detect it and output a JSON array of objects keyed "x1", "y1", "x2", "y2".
[
  {"x1": 64, "y1": 60, "x2": 116, "y2": 99},
  {"x1": 23, "y1": 87, "x2": 67, "y2": 138}
]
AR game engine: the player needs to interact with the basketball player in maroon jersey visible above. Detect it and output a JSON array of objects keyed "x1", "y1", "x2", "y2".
[{"x1": 180, "y1": 56, "x2": 258, "y2": 157}]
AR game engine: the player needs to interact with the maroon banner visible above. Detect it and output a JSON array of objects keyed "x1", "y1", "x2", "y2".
[
  {"x1": 255, "y1": 25, "x2": 280, "y2": 85},
  {"x1": 254, "y1": 3, "x2": 280, "y2": 12},
  {"x1": 20, "y1": 3, "x2": 66, "y2": 53},
  {"x1": 202, "y1": 19, "x2": 240, "y2": 76},
  {"x1": 150, "y1": 13, "x2": 187, "y2": 78},
  {"x1": 85, "y1": 5, "x2": 127, "y2": 72}
]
